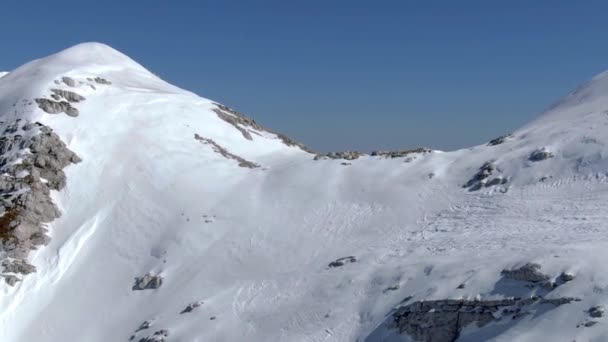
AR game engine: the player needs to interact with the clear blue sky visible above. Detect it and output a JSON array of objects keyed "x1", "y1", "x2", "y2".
[{"x1": 2, "y1": 1, "x2": 607, "y2": 152}]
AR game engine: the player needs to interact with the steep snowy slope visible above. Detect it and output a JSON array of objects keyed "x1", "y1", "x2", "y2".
[{"x1": 2, "y1": 43, "x2": 608, "y2": 342}]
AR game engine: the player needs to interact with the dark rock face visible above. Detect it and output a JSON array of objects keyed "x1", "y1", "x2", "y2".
[
  {"x1": 487, "y1": 134, "x2": 513, "y2": 146},
  {"x1": 529, "y1": 148, "x2": 554, "y2": 162},
  {"x1": 133, "y1": 273, "x2": 163, "y2": 290},
  {"x1": 194, "y1": 134, "x2": 260, "y2": 168},
  {"x1": 328, "y1": 256, "x2": 357, "y2": 268},
  {"x1": 314, "y1": 151, "x2": 364, "y2": 161},
  {"x1": 371, "y1": 148, "x2": 431, "y2": 158},
  {"x1": 391, "y1": 296, "x2": 580, "y2": 342},
  {"x1": 463, "y1": 161, "x2": 508, "y2": 191},
  {"x1": 212, "y1": 103, "x2": 313, "y2": 153},
  {"x1": 0, "y1": 120, "x2": 81, "y2": 283}
]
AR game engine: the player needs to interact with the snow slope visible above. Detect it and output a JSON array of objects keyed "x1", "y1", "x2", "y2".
[{"x1": 1, "y1": 43, "x2": 608, "y2": 341}]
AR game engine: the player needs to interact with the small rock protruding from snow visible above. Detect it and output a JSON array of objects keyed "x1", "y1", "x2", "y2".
[
  {"x1": 328, "y1": 256, "x2": 357, "y2": 268},
  {"x1": 529, "y1": 148, "x2": 554, "y2": 162},
  {"x1": 133, "y1": 273, "x2": 163, "y2": 290},
  {"x1": 180, "y1": 300, "x2": 203, "y2": 314}
]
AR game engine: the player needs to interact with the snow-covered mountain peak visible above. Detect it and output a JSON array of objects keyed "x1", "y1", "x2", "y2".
[
  {"x1": 43, "y1": 42, "x2": 146, "y2": 70},
  {"x1": 3, "y1": 44, "x2": 608, "y2": 342},
  {"x1": 37, "y1": 42, "x2": 147, "y2": 72}
]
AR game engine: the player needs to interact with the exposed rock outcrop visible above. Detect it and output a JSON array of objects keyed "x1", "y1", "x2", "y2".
[
  {"x1": 314, "y1": 151, "x2": 364, "y2": 161},
  {"x1": 136, "y1": 320, "x2": 153, "y2": 332},
  {"x1": 180, "y1": 300, "x2": 203, "y2": 314},
  {"x1": 391, "y1": 296, "x2": 580, "y2": 342},
  {"x1": 0, "y1": 120, "x2": 81, "y2": 283},
  {"x1": 212, "y1": 103, "x2": 313, "y2": 153},
  {"x1": 1, "y1": 274, "x2": 19, "y2": 286},
  {"x1": 133, "y1": 273, "x2": 163, "y2": 290},
  {"x1": 589, "y1": 305, "x2": 605, "y2": 318},
  {"x1": 93, "y1": 76, "x2": 112, "y2": 85},
  {"x1": 501, "y1": 263, "x2": 550, "y2": 283},
  {"x1": 328, "y1": 256, "x2": 357, "y2": 268},
  {"x1": 529, "y1": 148, "x2": 554, "y2": 162},
  {"x1": 560, "y1": 271, "x2": 575, "y2": 282},
  {"x1": 138, "y1": 329, "x2": 168, "y2": 342},
  {"x1": 35, "y1": 98, "x2": 79, "y2": 117},
  {"x1": 487, "y1": 134, "x2": 513, "y2": 146},
  {"x1": 50, "y1": 89, "x2": 86, "y2": 103},
  {"x1": 463, "y1": 161, "x2": 508, "y2": 191},
  {"x1": 35, "y1": 76, "x2": 89, "y2": 117},
  {"x1": 194, "y1": 134, "x2": 259, "y2": 168},
  {"x1": 61, "y1": 76, "x2": 76, "y2": 87},
  {"x1": 371, "y1": 148, "x2": 432, "y2": 158}
]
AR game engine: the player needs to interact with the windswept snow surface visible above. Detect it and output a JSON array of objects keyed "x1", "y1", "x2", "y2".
[{"x1": 2, "y1": 43, "x2": 608, "y2": 341}]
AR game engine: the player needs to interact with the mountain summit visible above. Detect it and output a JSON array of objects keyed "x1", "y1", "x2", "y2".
[{"x1": 1, "y1": 43, "x2": 608, "y2": 342}]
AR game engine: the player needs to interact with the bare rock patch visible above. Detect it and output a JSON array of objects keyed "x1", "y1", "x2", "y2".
[{"x1": 133, "y1": 273, "x2": 163, "y2": 290}]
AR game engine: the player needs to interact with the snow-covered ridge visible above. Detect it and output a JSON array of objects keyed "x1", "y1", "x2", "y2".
[{"x1": 2, "y1": 43, "x2": 608, "y2": 341}]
